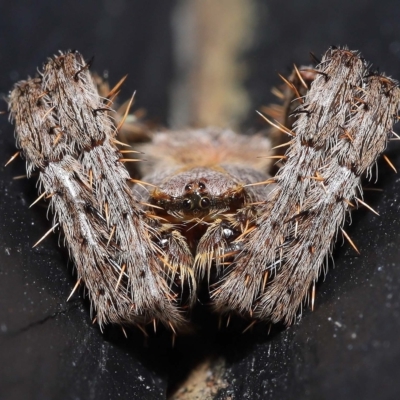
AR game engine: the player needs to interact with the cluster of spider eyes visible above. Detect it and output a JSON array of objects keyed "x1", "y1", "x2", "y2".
[{"x1": 182, "y1": 182, "x2": 211, "y2": 211}]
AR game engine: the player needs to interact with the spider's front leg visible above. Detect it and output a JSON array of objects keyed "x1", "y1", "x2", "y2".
[
  {"x1": 211, "y1": 48, "x2": 400, "y2": 325},
  {"x1": 9, "y1": 52, "x2": 195, "y2": 332}
]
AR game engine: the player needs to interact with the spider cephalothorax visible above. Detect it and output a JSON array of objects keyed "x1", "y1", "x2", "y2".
[
  {"x1": 134, "y1": 129, "x2": 273, "y2": 252},
  {"x1": 7, "y1": 47, "x2": 400, "y2": 333}
]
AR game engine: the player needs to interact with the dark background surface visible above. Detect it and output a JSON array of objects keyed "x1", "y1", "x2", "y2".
[{"x1": 1, "y1": 1, "x2": 400, "y2": 399}]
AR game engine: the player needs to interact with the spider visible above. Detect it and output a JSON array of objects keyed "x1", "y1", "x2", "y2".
[{"x1": 7, "y1": 47, "x2": 400, "y2": 334}]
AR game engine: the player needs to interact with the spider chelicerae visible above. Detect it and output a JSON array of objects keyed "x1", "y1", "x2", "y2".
[{"x1": 7, "y1": 47, "x2": 400, "y2": 334}]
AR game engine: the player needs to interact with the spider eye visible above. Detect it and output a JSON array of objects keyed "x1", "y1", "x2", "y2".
[
  {"x1": 182, "y1": 199, "x2": 193, "y2": 210},
  {"x1": 200, "y1": 197, "x2": 211, "y2": 209}
]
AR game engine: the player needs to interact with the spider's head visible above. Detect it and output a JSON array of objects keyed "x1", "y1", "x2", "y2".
[{"x1": 148, "y1": 167, "x2": 246, "y2": 222}]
